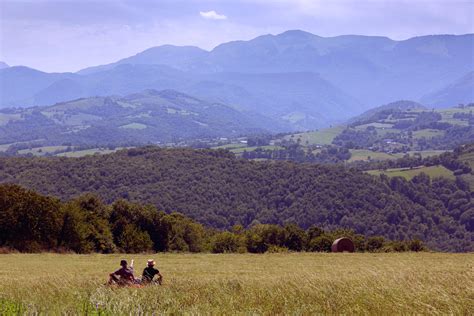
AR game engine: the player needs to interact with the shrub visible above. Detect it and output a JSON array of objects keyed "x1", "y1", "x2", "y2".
[
  {"x1": 117, "y1": 224, "x2": 153, "y2": 253},
  {"x1": 408, "y1": 239, "x2": 425, "y2": 252},
  {"x1": 308, "y1": 236, "x2": 332, "y2": 252},
  {"x1": 267, "y1": 245, "x2": 289, "y2": 253},
  {"x1": 211, "y1": 232, "x2": 244, "y2": 253},
  {"x1": 366, "y1": 236, "x2": 385, "y2": 252},
  {"x1": 284, "y1": 224, "x2": 307, "y2": 251}
]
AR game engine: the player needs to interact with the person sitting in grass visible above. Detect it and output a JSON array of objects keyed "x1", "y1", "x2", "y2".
[
  {"x1": 142, "y1": 259, "x2": 162, "y2": 285},
  {"x1": 109, "y1": 259, "x2": 135, "y2": 285}
]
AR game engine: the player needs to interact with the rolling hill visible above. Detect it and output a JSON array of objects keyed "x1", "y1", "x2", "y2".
[
  {"x1": 0, "y1": 64, "x2": 356, "y2": 130},
  {"x1": 0, "y1": 89, "x2": 273, "y2": 146},
  {"x1": 285, "y1": 102, "x2": 473, "y2": 151},
  {"x1": 347, "y1": 100, "x2": 427, "y2": 124}
]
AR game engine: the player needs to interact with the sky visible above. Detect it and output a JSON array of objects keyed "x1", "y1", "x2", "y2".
[{"x1": 0, "y1": 0, "x2": 473, "y2": 73}]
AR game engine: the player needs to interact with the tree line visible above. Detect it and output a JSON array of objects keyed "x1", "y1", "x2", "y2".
[{"x1": 0, "y1": 184, "x2": 425, "y2": 254}]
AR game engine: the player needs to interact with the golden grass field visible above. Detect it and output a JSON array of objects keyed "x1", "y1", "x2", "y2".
[{"x1": 0, "y1": 253, "x2": 473, "y2": 314}]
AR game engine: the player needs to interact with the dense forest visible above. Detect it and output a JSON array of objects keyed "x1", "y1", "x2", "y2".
[
  {"x1": 0, "y1": 147, "x2": 472, "y2": 251},
  {"x1": 0, "y1": 184, "x2": 425, "y2": 254}
]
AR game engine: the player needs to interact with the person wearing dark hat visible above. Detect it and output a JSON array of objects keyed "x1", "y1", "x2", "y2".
[
  {"x1": 109, "y1": 259, "x2": 135, "y2": 285},
  {"x1": 141, "y1": 259, "x2": 162, "y2": 285}
]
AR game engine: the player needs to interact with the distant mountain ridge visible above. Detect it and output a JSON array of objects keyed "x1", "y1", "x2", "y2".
[
  {"x1": 78, "y1": 45, "x2": 208, "y2": 75},
  {"x1": 1, "y1": 30, "x2": 473, "y2": 130}
]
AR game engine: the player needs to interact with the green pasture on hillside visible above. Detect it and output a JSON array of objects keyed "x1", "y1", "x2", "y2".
[
  {"x1": 283, "y1": 126, "x2": 346, "y2": 146},
  {"x1": 367, "y1": 165, "x2": 455, "y2": 180}
]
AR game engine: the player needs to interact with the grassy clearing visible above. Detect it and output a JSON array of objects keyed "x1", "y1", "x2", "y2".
[
  {"x1": 0, "y1": 113, "x2": 22, "y2": 126},
  {"x1": 367, "y1": 165, "x2": 455, "y2": 180},
  {"x1": 119, "y1": 123, "x2": 148, "y2": 130},
  {"x1": 438, "y1": 107, "x2": 472, "y2": 126},
  {"x1": 281, "y1": 112, "x2": 307, "y2": 124},
  {"x1": 354, "y1": 122, "x2": 394, "y2": 130},
  {"x1": 349, "y1": 149, "x2": 398, "y2": 162},
  {"x1": 17, "y1": 146, "x2": 69, "y2": 156},
  {"x1": 0, "y1": 253, "x2": 472, "y2": 314},
  {"x1": 0, "y1": 143, "x2": 13, "y2": 152},
  {"x1": 212, "y1": 143, "x2": 247, "y2": 150},
  {"x1": 406, "y1": 150, "x2": 451, "y2": 158},
  {"x1": 57, "y1": 148, "x2": 125, "y2": 158},
  {"x1": 230, "y1": 145, "x2": 284, "y2": 154},
  {"x1": 284, "y1": 126, "x2": 345, "y2": 146},
  {"x1": 412, "y1": 129, "x2": 445, "y2": 139}
]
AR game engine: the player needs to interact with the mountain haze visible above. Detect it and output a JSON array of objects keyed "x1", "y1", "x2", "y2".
[
  {"x1": 1, "y1": 31, "x2": 473, "y2": 130},
  {"x1": 421, "y1": 71, "x2": 474, "y2": 107}
]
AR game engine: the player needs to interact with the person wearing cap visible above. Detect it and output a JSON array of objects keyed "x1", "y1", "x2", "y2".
[
  {"x1": 142, "y1": 259, "x2": 162, "y2": 285},
  {"x1": 109, "y1": 259, "x2": 135, "y2": 285}
]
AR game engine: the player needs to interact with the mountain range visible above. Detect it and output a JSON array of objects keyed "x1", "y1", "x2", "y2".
[{"x1": 1, "y1": 30, "x2": 473, "y2": 130}]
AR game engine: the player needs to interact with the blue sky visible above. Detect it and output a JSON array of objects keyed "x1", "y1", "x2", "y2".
[{"x1": 1, "y1": 0, "x2": 473, "y2": 72}]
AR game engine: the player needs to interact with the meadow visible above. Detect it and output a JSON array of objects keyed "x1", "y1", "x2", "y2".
[
  {"x1": 0, "y1": 253, "x2": 472, "y2": 314},
  {"x1": 366, "y1": 165, "x2": 455, "y2": 180},
  {"x1": 283, "y1": 126, "x2": 346, "y2": 146}
]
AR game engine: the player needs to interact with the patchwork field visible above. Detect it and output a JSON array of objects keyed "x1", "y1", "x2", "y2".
[
  {"x1": 412, "y1": 129, "x2": 445, "y2": 139},
  {"x1": 438, "y1": 107, "x2": 473, "y2": 126},
  {"x1": 0, "y1": 253, "x2": 472, "y2": 314},
  {"x1": 406, "y1": 150, "x2": 451, "y2": 158},
  {"x1": 283, "y1": 126, "x2": 346, "y2": 145}
]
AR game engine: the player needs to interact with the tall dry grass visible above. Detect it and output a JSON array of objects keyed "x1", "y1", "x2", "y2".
[{"x1": 0, "y1": 253, "x2": 472, "y2": 314}]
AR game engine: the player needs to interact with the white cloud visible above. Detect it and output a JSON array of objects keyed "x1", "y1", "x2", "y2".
[{"x1": 199, "y1": 10, "x2": 227, "y2": 20}]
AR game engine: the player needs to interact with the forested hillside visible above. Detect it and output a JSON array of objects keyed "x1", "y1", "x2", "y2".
[
  {"x1": 0, "y1": 184, "x2": 427, "y2": 254},
  {"x1": 0, "y1": 89, "x2": 273, "y2": 146},
  {"x1": 0, "y1": 147, "x2": 471, "y2": 251}
]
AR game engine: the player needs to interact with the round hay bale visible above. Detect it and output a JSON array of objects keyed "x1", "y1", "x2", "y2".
[{"x1": 331, "y1": 237, "x2": 355, "y2": 253}]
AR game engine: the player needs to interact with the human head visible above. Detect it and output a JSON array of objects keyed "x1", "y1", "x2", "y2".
[
  {"x1": 120, "y1": 259, "x2": 127, "y2": 267},
  {"x1": 147, "y1": 259, "x2": 155, "y2": 267}
]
